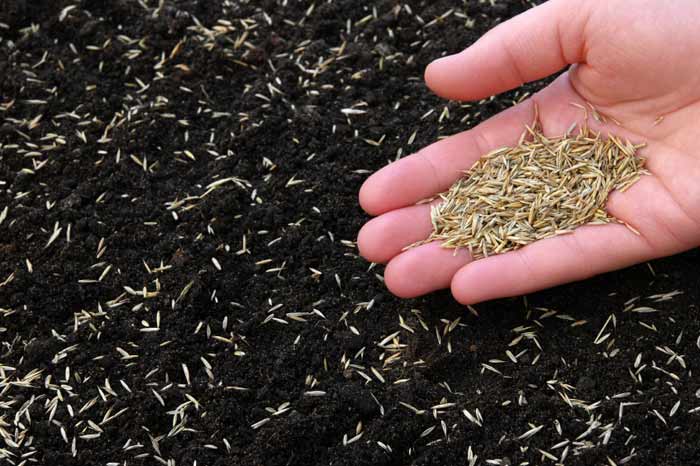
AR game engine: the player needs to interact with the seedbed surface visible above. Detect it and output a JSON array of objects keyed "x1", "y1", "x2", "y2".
[{"x1": 1, "y1": 1, "x2": 699, "y2": 465}]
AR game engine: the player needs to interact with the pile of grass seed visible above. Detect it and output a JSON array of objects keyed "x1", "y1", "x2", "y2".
[{"x1": 423, "y1": 124, "x2": 647, "y2": 259}]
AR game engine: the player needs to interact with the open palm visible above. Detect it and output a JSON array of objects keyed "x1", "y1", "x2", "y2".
[{"x1": 358, "y1": 0, "x2": 700, "y2": 304}]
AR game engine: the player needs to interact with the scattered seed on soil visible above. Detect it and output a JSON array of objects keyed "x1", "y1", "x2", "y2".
[{"x1": 1, "y1": 1, "x2": 698, "y2": 465}]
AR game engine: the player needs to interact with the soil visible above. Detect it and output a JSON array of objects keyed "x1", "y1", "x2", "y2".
[{"x1": 1, "y1": 1, "x2": 699, "y2": 465}]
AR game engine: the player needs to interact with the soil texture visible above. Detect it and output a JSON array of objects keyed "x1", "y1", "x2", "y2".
[{"x1": 1, "y1": 1, "x2": 699, "y2": 465}]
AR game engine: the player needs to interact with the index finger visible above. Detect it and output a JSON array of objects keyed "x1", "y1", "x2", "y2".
[
  {"x1": 424, "y1": 0, "x2": 589, "y2": 101},
  {"x1": 359, "y1": 99, "x2": 536, "y2": 216}
]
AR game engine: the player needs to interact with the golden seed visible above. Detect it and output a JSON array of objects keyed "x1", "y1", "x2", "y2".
[{"x1": 415, "y1": 123, "x2": 646, "y2": 259}]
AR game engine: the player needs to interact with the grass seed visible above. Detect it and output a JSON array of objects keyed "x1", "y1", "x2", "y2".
[{"x1": 418, "y1": 123, "x2": 647, "y2": 259}]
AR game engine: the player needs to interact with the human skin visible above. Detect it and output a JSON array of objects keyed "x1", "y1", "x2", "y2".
[{"x1": 357, "y1": 0, "x2": 700, "y2": 304}]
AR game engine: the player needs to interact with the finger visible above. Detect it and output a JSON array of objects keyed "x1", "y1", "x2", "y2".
[
  {"x1": 425, "y1": 0, "x2": 590, "y2": 101},
  {"x1": 450, "y1": 224, "x2": 653, "y2": 304},
  {"x1": 357, "y1": 203, "x2": 433, "y2": 264},
  {"x1": 359, "y1": 99, "x2": 536, "y2": 216},
  {"x1": 385, "y1": 242, "x2": 471, "y2": 298}
]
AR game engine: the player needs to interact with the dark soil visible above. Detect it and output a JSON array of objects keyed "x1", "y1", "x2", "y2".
[{"x1": 1, "y1": 1, "x2": 699, "y2": 465}]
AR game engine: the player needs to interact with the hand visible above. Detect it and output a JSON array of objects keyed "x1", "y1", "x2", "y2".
[{"x1": 357, "y1": 0, "x2": 700, "y2": 304}]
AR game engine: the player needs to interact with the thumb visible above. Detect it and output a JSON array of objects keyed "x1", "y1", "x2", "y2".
[{"x1": 425, "y1": 0, "x2": 591, "y2": 101}]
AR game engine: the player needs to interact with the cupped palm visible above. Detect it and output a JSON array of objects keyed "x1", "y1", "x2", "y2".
[{"x1": 358, "y1": 0, "x2": 700, "y2": 303}]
